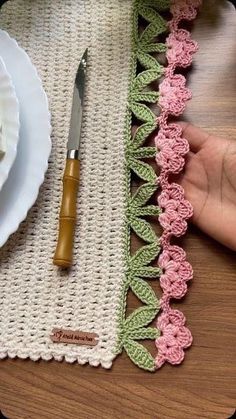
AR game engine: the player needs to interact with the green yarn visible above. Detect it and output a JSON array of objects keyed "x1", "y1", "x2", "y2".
[{"x1": 115, "y1": 0, "x2": 170, "y2": 371}]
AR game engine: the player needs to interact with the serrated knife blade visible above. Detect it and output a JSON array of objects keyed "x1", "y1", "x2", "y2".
[
  {"x1": 67, "y1": 49, "x2": 87, "y2": 156},
  {"x1": 53, "y1": 49, "x2": 88, "y2": 268}
]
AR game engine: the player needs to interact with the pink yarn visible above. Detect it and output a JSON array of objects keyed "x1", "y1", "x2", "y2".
[
  {"x1": 159, "y1": 244, "x2": 193, "y2": 299},
  {"x1": 155, "y1": 309, "x2": 193, "y2": 368},
  {"x1": 156, "y1": 123, "x2": 189, "y2": 173},
  {"x1": 159, "y1": 74, "x2": 192, "y2": 116},
  {"x1": 166, "y1": 29, "x2": 198, "y2": 68},
  {"x1": 159, "y1": 245, "x2": 193, "y2": 282},
  {"x1": 154, "y1": 0, "x2": 202, "y2": 369},
  {"x1": 170, "y1": 0, "x2": 202, "y2": 25},
  {"x1": 160, "y1": 272, "x2": 188, "y2": 299},
  {"x1": 158, "y1": 184, "x2": 193, "y2": 234}
]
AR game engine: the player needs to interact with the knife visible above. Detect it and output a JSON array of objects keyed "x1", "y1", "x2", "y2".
[{"x1": 53, "y1": 49, "x2": 88, "y2": 268}]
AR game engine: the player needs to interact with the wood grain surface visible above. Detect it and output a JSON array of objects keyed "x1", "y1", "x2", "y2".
[{"x1": 0, "y1": 2, "x2": 236, "y2": 418}]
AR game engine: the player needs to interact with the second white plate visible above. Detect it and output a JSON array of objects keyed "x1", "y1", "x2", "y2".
[{"x1": 0, "y1": 30, "x2": 51, "y2": 247}]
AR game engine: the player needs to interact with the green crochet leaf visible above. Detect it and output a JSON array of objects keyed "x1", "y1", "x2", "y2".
[
  {"x1": 127, "y1": 327, "x2": 160, "y2": 340},
  {"x1": 137, "y1": 51, "x2": 164, "y2": 73},
  {"x1": 141, "y1": 22, "x2": 167, "y2": 45},
  {"x1": 115, "y1": 0, "x2": 172, "y2": 371},
  {"x1": 133, "y1": 69, "x2": 159, "y2": 91},
  {"x1": 138, "y1": 5, "x2": 164, "y2": 24},
  {"x1": 131, "y1": 183, "x2": 157, "y2": 207},
  {"x1": 130, "y1": 277, "x2": 160, "y2": 306},
  {"x1": 130, "y1": 102, "x2": 155, "y2": 124},
  {"x1": 124, "y1": 340, "x2": 155, "y2": 371},
  {"x1": 143, "y1": 0, "x2": 170, "y2": 11},
  {"x1": 139, "y1": 11, "x2": 167, "y2": 44},
  {"x1": 128, "y1": 157, "x2": 157, "y2": 182},
  {"x1": 133, "y1": 122, "x2": 157, "y2": 148},
  {"x1": 131, "y1": 242, "x2": 160, "y2": 267},
  {"x1": 140, "y1": 42, "x2": 167, "y2": 53},
  {"x1": 135, "y1": 205, "x2": 161, "y2": 217},
  {"x1": 131, "y1": 91, "x2": 159, "y2": 104},
  {"x1": 130, "y1": 216, "x2": 157, "y2": 243},
  {"x1": 132, "y1": 146, "x2": 156, "y2": 159},
  {"x1": 133, "y1": 266, "x2": 161, "y2": 278},
  {"x1": 140, "y1": 23, "x2": 165, "y2": 43},
  {"x1": 124, "y1": 306, "x2": 157, "y2": 330}
]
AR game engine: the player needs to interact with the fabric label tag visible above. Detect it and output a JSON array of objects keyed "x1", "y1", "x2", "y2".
[{"x1": 50, "y1": 328, "x2": 99, "y2": 346}]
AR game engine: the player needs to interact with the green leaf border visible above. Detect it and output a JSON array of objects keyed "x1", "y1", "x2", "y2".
[{"x1": 114, "y1": 0, "x2": 170, "y2": 371}]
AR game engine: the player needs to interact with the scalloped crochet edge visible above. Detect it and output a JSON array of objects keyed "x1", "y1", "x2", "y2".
[
  {"x1": 155, "y1": 0, "x2": 202, "y2": 369},
  {"x1": 0, "y1": 349, "x2": 114, "y2": 369}
]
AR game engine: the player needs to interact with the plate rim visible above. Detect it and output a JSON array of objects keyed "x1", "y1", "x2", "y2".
[{"x1": 0, "y1": 30, "x2": 52, "y2": 247}]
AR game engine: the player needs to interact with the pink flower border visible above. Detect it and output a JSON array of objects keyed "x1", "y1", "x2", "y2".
[{"x1": 154, "y1": 0, "x2": 202, "y2": 369}]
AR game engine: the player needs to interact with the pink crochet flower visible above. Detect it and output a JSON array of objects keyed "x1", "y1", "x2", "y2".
[
  {"x1": 156, "y1": 122, "x2": 183, "y2": 140},
  {"x1": 155, "y1": 123, "x2": 189, "y2": 173},
  {"x1": 155, "y1": 309, "x2": 193, "y2": 368},
  {"x1": 159, "y1": 207, "x2": 187, "y2": 237},
  {"x1": 154, "y1": 0, "x2": 201, "y2": 369},
  {"x1": 159, "y1": 74, "x2": 191, "y2": 116},
  {"x1": 158, "y1": 245, "x2": 192, "y2": 299},
  {"x1": 158, "y1": 184, "x2": 193, "y2": 236},
  {"x1": 159, "y1": 246, "x2": 193, "y2": 282},
  {"x1": 166, "y1": 29, "x2": 198, "y2": 68},
  {"x1": 158, "y1": 183, "x2": 185, "y2": 205},
  {"x1": 157, "y1": 133, "x2": 189, "y2": 157},
  {"x1": 170, "y1": 0, "x2": 202, "y2": 22},
  {"x1": 156, "y1": 147, "x2": 185, "y2": 174},
  {"x1": 160, "y1": 270, "x2": 188, "y2": 298}
]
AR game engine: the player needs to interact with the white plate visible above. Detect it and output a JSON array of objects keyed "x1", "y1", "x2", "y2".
[
  {"x1": 0, "y1": 30, "x2": 51, "y2": 247},
  {"x1": 0, "y1": 55, "x2": 19, "y2": 192}
]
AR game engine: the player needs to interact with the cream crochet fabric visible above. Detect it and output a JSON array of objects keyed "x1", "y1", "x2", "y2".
[{"x1": 0, "y1": 0, "x2": 132, "y2": 368}]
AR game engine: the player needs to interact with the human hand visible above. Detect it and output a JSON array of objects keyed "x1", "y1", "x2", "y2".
[{"x1": 176, "y1": 122, "x2": 236, "y2": 250}]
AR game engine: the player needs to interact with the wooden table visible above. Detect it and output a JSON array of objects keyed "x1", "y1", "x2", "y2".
[{"x1": 0, "y1": 2, "x2": 236, "y2": 418}]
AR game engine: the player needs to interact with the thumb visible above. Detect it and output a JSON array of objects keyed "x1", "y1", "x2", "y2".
[{"x1": 177, "y1": 122, "x2": 211, "y2": 153}]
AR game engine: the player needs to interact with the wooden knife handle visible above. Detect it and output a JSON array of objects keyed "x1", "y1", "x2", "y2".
[{"x1": 53, "y1": 158, "x2": 80, "y2": 268}]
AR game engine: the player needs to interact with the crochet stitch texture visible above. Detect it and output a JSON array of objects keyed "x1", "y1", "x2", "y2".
[
  {"x1": 0, "y1": 0, "x2": 201, "y2": 371},
  {"x1": 0, "y1": 0, "x2": 132, "y2": 369}
]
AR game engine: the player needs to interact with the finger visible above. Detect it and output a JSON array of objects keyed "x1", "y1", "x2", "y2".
[
  {"x1": 185, "y1": 150, "x2": 195, "y2": 164},
  {"x1": 177, "y1": 121, "x2": 210, "y2": 152}
]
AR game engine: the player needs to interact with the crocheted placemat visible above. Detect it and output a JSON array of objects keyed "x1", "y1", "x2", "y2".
[
  {"x1": 0, "y1": 0, "x2": 201, "y2": 371},
  {"x1": 0, "y1": 0, "x2": 133, "y2": 369}
]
